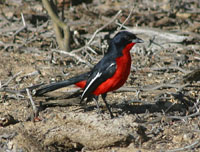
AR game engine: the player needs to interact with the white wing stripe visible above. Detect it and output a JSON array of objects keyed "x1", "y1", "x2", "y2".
[
  {"x1": 106, "y1": 63, "x2": 115, "y2": 70},
  {"x1": 81, "y1": 72, "x2": 102, "y2": 98}
]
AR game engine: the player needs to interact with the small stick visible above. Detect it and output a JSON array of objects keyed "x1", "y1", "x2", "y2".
[
  {"x1": 87, "y1": 10, "x2": 122, "y2": 46},
  {"x1": 1, "y1": 71, "x2": 22, "y2": 88},
  {"x1": 26, "y1": 88, "x2": 39, "y2": 119},
  {"x1": 116, "y1": 21, "x2": 129, "y2": 30},
  {"x1": 118, "y1": 8, "x2": 134, "y2": 30},
  {"x1": 52, "y1": 49, "x2": 93, "y2": 67},
  {"x1": 114, "y1": 86, "x2": 137, "y2": 93},
  {"x1": 140, "y1": 83, "x2": 189, "y2": 92},
  {"x1": 166, "y1": 140, "x2": 200, "y2": 152},
  {"x1": 13, "y1": 13, "x2": 27, "y2": 37},
  {"x1": 21, "y1": 12, "x2": 26, "y2": 26},
  {"x1": 87, "y1": 46, "x2": 97, "y2": 54},
  {"x1": 151, "y1": 66, "x2": 191, "y2": 74},
  {"x1": 167, "y1": 110, "x2": 200, "y2": 121}
]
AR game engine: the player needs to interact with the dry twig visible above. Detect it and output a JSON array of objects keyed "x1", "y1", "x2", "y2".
[
  {"x1": 26, "y1": 88, "x2": 39, "y2": 119},
  {"x1": 141, "y1": 83, "x2": 189, "y2": 92},
  {"x1": 86, "y1": 10, "x2": 122, "y2": 46},
  {"x1": 52, "y1": 49, "x2": 92, "y2": 67},
  {"x1": 166, "y1": 140, "x2": 200, "y2": 152},
  {"x1": 13, "y1": 13, "x2": 27, "y2": 38},
  {"x1": 1, "y1": 71, "x2": 22, "y2": 88},
  {"x1": 118, "y1": 8, "x2": 134, "y2": 30}
]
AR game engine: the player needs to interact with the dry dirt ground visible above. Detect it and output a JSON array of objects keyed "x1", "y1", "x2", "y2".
[{"x1": 0, "y1": 0, "x2": 200, "y2": 152}]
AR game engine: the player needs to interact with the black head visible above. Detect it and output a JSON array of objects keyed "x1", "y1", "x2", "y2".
[
  {"x1": 112, "y1": 31, "x2": 143, "y2": 46},
  {"x1": 106, "y1": 31, "x2": 143, "y2": 56}
]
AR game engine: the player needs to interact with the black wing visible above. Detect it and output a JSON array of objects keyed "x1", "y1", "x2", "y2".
[{"x1": 81, "y1": 60, "x2": 116, "y2": 100}]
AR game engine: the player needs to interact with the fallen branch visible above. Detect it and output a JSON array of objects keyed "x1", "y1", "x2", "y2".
[
  {"x1": 86, "y1": 10, "x2": 122, "y2": 46},
  {"x1": 151, "y1": 66, "x2": 191, "y2": 74},
  {"x1": 166, "y1": 140, "x2": 200, "y2": 152},
  {"x1": 52, "y1": 49, "x2": 92, "y2": 67},
  {"x1": 1, "y1": 71, "x2": 22, "y2": 88},
  {"x1": 140, "y1": 83, "x2": 189, "y2": 92},
  {"x1": 130, "y1": 27, "x2": 189, "y2": 43}
]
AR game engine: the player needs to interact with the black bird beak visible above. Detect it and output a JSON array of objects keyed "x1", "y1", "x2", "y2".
[{"x1": 132, "y1": 37, "x2": 144, "y2": 43}]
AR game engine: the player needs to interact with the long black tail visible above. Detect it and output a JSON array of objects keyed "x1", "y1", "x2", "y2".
[{"x1": 35, "y1": 72, "x2": 89, "y2": 96}]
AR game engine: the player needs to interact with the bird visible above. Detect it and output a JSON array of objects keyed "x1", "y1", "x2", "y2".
[{"x1": 35, "y1": 31, "x2": 144, "y2": 118}]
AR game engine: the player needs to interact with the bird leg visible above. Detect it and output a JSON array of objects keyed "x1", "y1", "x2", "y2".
[
  {"x1": 93, "y1": 96, "x2": 101, "y2": 115},
  {"x1": 101, "y1": 94, "x2": 114, "y2": 118}
]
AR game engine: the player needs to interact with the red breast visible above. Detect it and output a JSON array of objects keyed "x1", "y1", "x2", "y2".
[{"x1": 92, "y1": 43, "x2": 135, "y2": 95}]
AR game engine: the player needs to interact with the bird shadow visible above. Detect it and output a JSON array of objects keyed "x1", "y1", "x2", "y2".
[
  {"x1": 113, "y1": 101, "x2": 184, "y2": 115},
  {"x1": 74, "y1": 100, "x2": 187, "y2": 118},
  {"x1": 37, "y1": 91, "x2": 194, "y2": 118}
]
